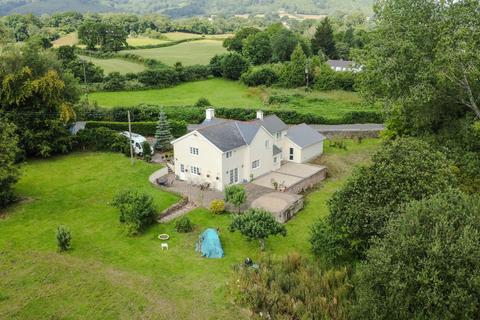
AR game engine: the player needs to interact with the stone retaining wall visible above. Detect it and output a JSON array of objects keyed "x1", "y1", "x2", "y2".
[{"x1": 286, "y1": 167, "x2": 327, "y2": 194}]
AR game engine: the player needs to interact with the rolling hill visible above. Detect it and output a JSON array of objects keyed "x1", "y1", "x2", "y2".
[{"x1": 0, "y1": 0, "x2": 373, "y2": 17}]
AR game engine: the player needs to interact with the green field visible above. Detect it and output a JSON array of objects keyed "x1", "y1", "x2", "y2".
[
  {"x1": 0, "y1": 140, "x2": 380, "y2": 319},
  {"x1": 126, "y1": 36, "x2": 170, "y2": 47},
  {"x1": 89, "y1": 78, "x2": 376, "y2": 119},
  {"x1": 79, "y1": 55, "x2": 146, "y2": 74},
  {"x1": 121, "y1": 40, "x2": 227, "y2": 66},
  {"x1": 90, "y1": 79, "x2": 263, "y2": 107},
  {"x1": 163, "y1": 32, "x2": 204, "y2": 40}
]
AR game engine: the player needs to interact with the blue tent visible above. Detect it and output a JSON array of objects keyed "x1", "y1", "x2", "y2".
[{"x1": 197, "y1": 228, "x2": 224, "y2": 258}]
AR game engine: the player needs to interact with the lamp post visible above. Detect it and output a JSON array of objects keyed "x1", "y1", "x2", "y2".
[{"x1": 305, "y1": 62, "x2": 309, "y2": 90}]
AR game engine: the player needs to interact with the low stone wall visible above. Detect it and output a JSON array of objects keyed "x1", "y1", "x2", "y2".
[
  {"x1": 277, "y1": 196, "x2": 304, "y2": 223},
  {"x1": 159, "y1": 197, "x2": 188, "y2": 219},
  {"x1": 319, "y1": 130, "x2": 381, "y2": 139},
  {"x1": 286, "y1": 167, "x2": 327, "y2": 194}
]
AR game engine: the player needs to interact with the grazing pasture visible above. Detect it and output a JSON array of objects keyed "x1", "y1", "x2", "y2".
[
  {"x1": 52, "y1": 32, "x2": 79, "y2": 47},
  {"x1": 79, "y1": 55, "x2": 146, "y2": 74},
  {"x1": 126, "y1": 36, "x2": 170, "y2": 47},
  {"x1": 0, "y1": 140, "x2": 380, "y2": 319},
  {"x1": 120, "y1": 39, "x2": 227, "y2": 66}
]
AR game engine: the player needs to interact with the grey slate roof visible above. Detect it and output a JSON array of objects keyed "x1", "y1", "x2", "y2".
[
  {"x1": 197, "y1": 121, "x2": 247, "y2": 152},
  {"x1": 253, "y1": 115, "x2": 288, "y2": 134},
  {"x1": 236, "y1": 122, "x2": 260, "y2": 144},
  {"x1": 273, "y1": 144, "x2": 282, "y2": 156},
  {"x1": 286, "y1": 123, "x2": 326, "y2": 148}
]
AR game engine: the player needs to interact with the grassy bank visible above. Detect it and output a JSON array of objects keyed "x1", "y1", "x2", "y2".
[{"x1": 79, "y1": 55, "x2": 146, "y2": 74}]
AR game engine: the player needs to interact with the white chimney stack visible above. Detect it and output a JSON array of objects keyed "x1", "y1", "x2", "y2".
[
  {"x1": 256, "y1": 110, "x2": 264, "y2": 120},
  {"x1": 206, "y1": 108, "x2": 215, "y2": 120}
]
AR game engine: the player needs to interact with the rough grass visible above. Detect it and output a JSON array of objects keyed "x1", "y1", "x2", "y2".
[
  {"x1": 120, "y1": 40, "x2": 227, "y2": 66},
  {"x1": 0, "y1": 139, "x2": 380, "y2": 319},
  {"x1": 78, "y1": 55, "x2": 146, "y2": 75},
  {"x1": 90, "y1": 79, "x2": 263, "y2": 107},
  {"x1": 52, "y1": 32, "x2": 79, "y2": 48}
]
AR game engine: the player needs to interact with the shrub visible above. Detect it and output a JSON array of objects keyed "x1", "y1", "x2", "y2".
[
  {"x1": 56, "y1": 226, "x2": 72, "y2": 252},
  {"x1": 353, "y1": 190, "x2": 480, "y2": 319},
  {"x1": 112, "y1": 190, "x2": 157, "y2": 235},
  {"x1": 314, "y1": 64, "x2": 356, "y2": 91},
  {"x1": 210, "y1": 199, "x2": 225, "y2": 214},
  {"x1": 175, "y1": 216, "x2": 194, "y2": 233},
  {"x1": 103, "y1": 72, "x2": 127, "y2": 91},
  {"x1": 178, "y1": 64, "x2": 211, "y2": 82},
  {"x1": 137, "y1": 68, "x2": 179, "y2": 87},
  {"x1": 240, "y1": 66, "x2": 279, "y2": 87},
  {"x1": 233, "y1": 253, "x2": 352, "y2": 319},
  {"x1": 224, "y1": 185, "x2": 246, "y2": 212},
  {"x1": 0, "y1": 119, "x2": 20, "y2": 208},
  {"x1": 194, "y1": 97, "x2": 211, "y2": 108},
  {"x1": 209, "y1": 54, "x2": 226, "y2": 77},
  {"x1": 221, "y1": 52, "x2": 249, "y2": 80},
  {"x1": 74, "y1": 127, "x2": 130, "y2": 154},
  {"x1": 142, "y1": 141, "x2": 152, "y2": 162},
  {"x1": 229, "y1": 208, "x2": 286, "y2": 251}
]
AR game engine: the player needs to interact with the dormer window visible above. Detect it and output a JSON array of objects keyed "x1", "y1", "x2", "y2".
[
  {"x1": 276, "y1": 132, "x2": 281, "y2": 139},
  {"x1": 226, "y1": 151, "x2": 232, "y2": 158}
]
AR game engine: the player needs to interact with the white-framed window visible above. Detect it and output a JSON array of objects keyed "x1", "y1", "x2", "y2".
[
  {"x1": 252, "y1": 160, "x2": 260, "y2": 169},
  {"x1": 265, "y1": 140, "x2": 270, "y2": 149},
  {"x1": 225, "y1": 151, "x2": 232, "y2": 158},
  {"x1": 190, "y1": 166, "x2": 201, "y2": 175},
  {"x1": 190, "y1": 147, "x2": 199, "y2": 155},
  {"x1": 273, "y1": 156, "x2": 277, "y2": 164},
  {"x1": 289, "y1": 147, "x2": 294, "y2": 161},
  {"x1": 229, "y1": 168, "x2": 238, "y2": 184},
  {"x1": 276, "y1": 132, "x2": 281, "y2": 139},
  {"x1": 180, "y1": 164, "x2": 185, "y2": 172}
]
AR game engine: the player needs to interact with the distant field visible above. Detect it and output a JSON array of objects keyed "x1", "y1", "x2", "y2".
[
  {"x1": 89, "y1": 78, "x2": 377, "y2": 120},
  {"x1": 52, "y1": 32, "x2": 79, "y2": 47},
  {"x1": 120, "y1": 40, "x2": 227, "y2": 66},
  {"x1": 126, "y1": 36, "x2": 170, "y2": 47},
  {"x1": 90, "y1": 79, "x2": 263, "y2": 107},
  {"x1": 79, "y1": 55, "x2": 145, "y2": 74},
  {"x1": 163, "y1": 32, "x2": 203, "y2": 41}
]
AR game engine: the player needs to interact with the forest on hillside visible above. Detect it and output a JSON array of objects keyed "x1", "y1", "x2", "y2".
[{"x1": 0, "y1": 0, "x2": 374, "y2": 17}]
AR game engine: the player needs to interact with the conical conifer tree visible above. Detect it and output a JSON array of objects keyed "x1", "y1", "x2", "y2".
[{"x1": 154, "y1": 111, "x2": 173, "y2": 151}]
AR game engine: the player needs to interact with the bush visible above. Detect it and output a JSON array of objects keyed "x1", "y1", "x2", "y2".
[
  {"x1": 221, "y1": 52, "x2": 249, "y2": 80},
  {"x1": 142, "y1": 141, "x2": 152, "y2": 162},
  {"x1": 137, "y1": 68, "x2": 179, "y2": 87},
  {"x1": 175, "y1": 216, "x2": 194, "y2": 233},
  {"x1": 240, "y1": 66, "x2": 279, "y2": 87},
  {"x1": 0, "y1": 119, "x2": 20, "y2": 208},
  {"x1": 233, "y1": 254, "x2": 352, "y2": 319},
  {"x1": 209, "y1": 53, "x2": 226, "y2": 77},
  {"x1": 210, "y1": 199, "x2": 225, "y2": 214},
  {"x1": 112, "y1": 190, "x2": 157, "y2": 235},
  {"x1": 224, "y1": 185, "x2": 246, "y2": 212},
  {"x1": 103, "y1": 72, "x2": 127, "y2": 91},
  {"x1": 194, "y1": 97, "x2": 211, "y2": 108},
  {"x1": 56, "y1": 226, "x2": 72, "y2": 252},
  {"x1": 178, "y1": 64, "x2": 211, "y2": 82},
  {"x1": 313, "y1": 138, "x2": 457, "y2": 262},
  {"x1": 84, "y1": 120, "x2": 187, "y2": 137},
  {"x1": 74, "y1": 127, "x2": 130, "y2": 154},
  {"x1": 353, "y1": 190, "x2": 480, "y2": 319},
  {"x1": 314, "y1": 64, "x2": 356, "y2": 91}
]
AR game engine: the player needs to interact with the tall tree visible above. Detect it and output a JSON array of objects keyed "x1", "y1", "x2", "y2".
[
  {"x1": 242, "y1": 32, "x2": 272, "y2": 65},
  {"x1": 0, "y1": 118, "x2": 20, "y2": 208},
  {"x1": 154, "y1": 111, "x2": 174, "y2": 151},
  {"x1": 354, "y1": 190, "x2": 480, "y2": 319},
  {"x1": 0, "y1": 43, "x2": 79, "y2": 157},
  {"x1": 78, "y1": 20, "x2": 100, "y2": 50},
  {"x1": 311, "y1": 17, "x2": 337, "y2": 58},
  {"x1": 280, "y1": 44, "x2": 307, "y2": 88},
  {"x1": 270, "y1": 28, "x2": 298, "y2": 62},
  {"x1": 223, "y1": 27, "x2": 260, "y2": 52},
  {"x1": 359, "y1": 0, "x2": 480, "y2": 135}
]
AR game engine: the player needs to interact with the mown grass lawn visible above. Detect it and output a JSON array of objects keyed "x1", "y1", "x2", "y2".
[
  {"x1": 90, "y1": 79, "x2": 264, "y2": 108},
  {"x1": 89, "y1": 78, "x2": 377, "y2": 120},
  {"x1": 0, "y1": 139, "x2": 380, "y2": 319},
  {"x1": 120, "y1": 40, "x2": 227, "y2": 66},
  {"x1": 79, "y1": 55, "x2": 146, "y2": 74}
]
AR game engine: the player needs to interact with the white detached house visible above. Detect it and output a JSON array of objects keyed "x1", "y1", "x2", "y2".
[{"x1": 171, "y1": 109, "x2": 325, "y2": 191}]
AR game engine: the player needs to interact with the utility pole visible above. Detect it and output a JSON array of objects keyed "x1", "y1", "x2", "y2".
[
  {"x1": 305, "y1": 62, "x2": 309, "y2": 91},
  {"x1": 81, "y1": 58, "x2": 89, "y2": 103},
  {"x1": 128, "y1": 111, "x2": 134, "y2": 165}
]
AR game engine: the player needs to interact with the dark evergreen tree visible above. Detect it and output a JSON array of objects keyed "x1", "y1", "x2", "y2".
[
  {"x1": 154, "y1": 111, "x2": 173, "y2": 151},
  {"x1": 311, "y1": 17, "x2": 337, "y2": 58}
]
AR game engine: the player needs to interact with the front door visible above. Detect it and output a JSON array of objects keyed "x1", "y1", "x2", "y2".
[{"x1": 229, "y1": 168, "x2": 239, "y2": 184}]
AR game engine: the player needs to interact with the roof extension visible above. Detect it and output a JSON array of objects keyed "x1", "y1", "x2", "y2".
[{"x1": 286, "y1": 123, "x2": 326, "y2": 148}]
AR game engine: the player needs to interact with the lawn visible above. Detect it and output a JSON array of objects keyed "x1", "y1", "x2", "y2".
[
  {"x1": 0, "y1": 139, "x2": 380, "y2": 319},
  {"x1": 89, "y1": 78, "x2": 376, "y2": 120},
  {"x1": 90, "y1": 79, "x2": 264, "y2": 107},
  {"x1": 79, "y1": 55, "x2": 146, "y2": 75},
  {"x1": 120, "y1": 40, "x2": 227, "y2": 66}
]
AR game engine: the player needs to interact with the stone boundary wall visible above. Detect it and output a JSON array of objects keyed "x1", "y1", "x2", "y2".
[
  {"x1": 159, "y1": 197, "x2": 188, "y2": 218},
  {"x1": 277, "y1": 197, "x2": 304, "y2": 223},
  {"x1": 286, "y1": 167, "x2": 327, "y2": 194},
  {"x1": 318, "y1": 130, "x2": 381, "y2": 139}
]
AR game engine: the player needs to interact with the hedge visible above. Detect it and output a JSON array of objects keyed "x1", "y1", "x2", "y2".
[
  {"x1": 79, "y1": 105, "x2": 383, "y2": 126},
  {"x1": 85, "y1": 120, "x2": 187, "y2": 137}
]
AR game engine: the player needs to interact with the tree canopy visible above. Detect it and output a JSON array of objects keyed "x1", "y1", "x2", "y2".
[
  {"x1": 353, "y1": 189, "x2": 480, "y2": 320},
  {"x1": 0, "y1": 118, "x2": 20, "y2": 208}
]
